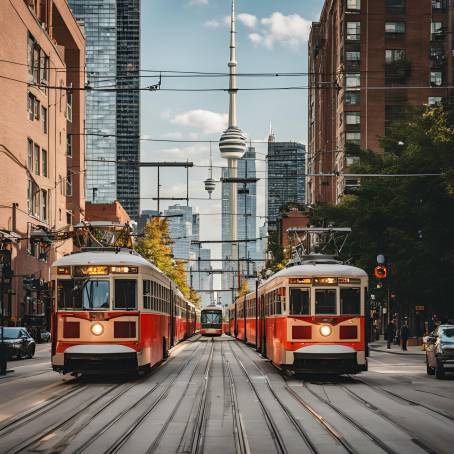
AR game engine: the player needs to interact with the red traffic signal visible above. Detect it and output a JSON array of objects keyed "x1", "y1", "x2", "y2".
[{"x1": 374, "y1": 265, "x2": 388, "y2": 279}]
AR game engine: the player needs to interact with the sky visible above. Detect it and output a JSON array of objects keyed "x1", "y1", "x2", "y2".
[{"x1": 140, "y1": 0, "x2": 325, "y2": 287}]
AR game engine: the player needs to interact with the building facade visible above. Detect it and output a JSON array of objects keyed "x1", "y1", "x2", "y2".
[
  {"x1": 307, "y1": 0, "x2": 453, "y2": 204},
  {"x1": 221, "y1": 147, "x2": 257, "y2": 305},
  {"x1": 68, "y1": 0, "x2": 140, "y2": 219},
  {"x1": 163, "y1": 205, "x2": 193, "y2": 265},
  {"x1": 267, "y1": 138, "x2": 306, "y2": 233},
  {"x1": 0, "y1": 0, "x2": 85, "y2": 324}
]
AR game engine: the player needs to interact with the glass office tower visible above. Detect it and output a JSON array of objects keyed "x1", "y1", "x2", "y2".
[{"x1": 68, "y1": 0, "x2": 140, "y2": 220}]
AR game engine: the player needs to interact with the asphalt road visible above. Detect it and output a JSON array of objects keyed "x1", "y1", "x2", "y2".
[{"x1": 0, "y1": 338, "x2": 453, "y2": 454}]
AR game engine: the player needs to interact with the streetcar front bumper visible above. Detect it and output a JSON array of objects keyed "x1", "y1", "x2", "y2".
[
  {"x1": 292, "y1": 345, "x2": 366, "y2": 374},
  {"x1": 54, "y1": 344, "x2": 139, "y2": 374}
]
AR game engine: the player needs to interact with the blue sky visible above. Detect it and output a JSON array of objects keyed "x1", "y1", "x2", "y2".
[{"x1": 139, "y1": 0, "x2": 325, "y2": 278}]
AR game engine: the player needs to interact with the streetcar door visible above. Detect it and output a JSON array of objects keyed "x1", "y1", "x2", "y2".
[{"x1": 260, "y1": 294, "x2": 266, "y2": 356}]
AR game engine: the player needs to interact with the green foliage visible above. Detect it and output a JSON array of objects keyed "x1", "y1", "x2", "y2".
[
  {"x1": 136, "y1": 218, "x2": 201, "y2": 307},
  {"x1": 311, "y1": 106, "x2": 454, "y2": 315},
  {"x1": 238, "y1": 279, "x2": 250, "y2": 297}
]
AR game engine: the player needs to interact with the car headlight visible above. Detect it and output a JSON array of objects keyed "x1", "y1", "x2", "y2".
[
  {"x1": 320, "y1": 325, "x2": 332, "y2": 337},
  {"x1": 91, "y1": 323, "x2": 104, "y2": 336}
]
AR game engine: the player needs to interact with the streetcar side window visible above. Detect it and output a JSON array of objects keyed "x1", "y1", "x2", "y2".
[
  {"x1": 315, "y1": 289, "x2": 336, "y2": 315},
  {"x1": 290, "y1": 289, "x2": 310, "y2": 315},
  {"x1": 143, "y1": 280, "x2": 151, "y2": 309},
  {"x1": 57, "y1": 279, "x2": 82, "y2": 310},
  {"x1": 340, "y1": 288, "x2": 361, "y2": 315},
  {"x1": 114, "y1": 279, "x2": 136, "y2": 310}
]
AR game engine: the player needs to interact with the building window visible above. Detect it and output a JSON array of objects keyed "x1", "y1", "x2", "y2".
[
  {"x1": 432, "y1": 0, "x2": 447, "y2": 10},
  {"x1": 345, "y1": 91, "x2": 361, "y2": 105},
  {"x1": 27, "y1": 34, "x2": 34, "y2": 76},
  {"x1": 346, "y1": 51, "x2": 361, "y2": 62},
  {"x1": 346, "y1": 0, "x2": 361, "y2": 10},
  {"x1": 42, "y1": 149, "x2": 47, "y2": 177},
  {"x1": 66, "y1": 211, "x2": 73, "y2": 226},
  {"x1": 27, "y1": 180, "x2": 39, "y2": 217},
  {"x1": 346, "y1": 112, "x2": 361, "y2": 125},
  {"x1": 27, "y1": 139, "x2": 34, "y2": 171},
  {"x1": 67, "y1": 134, "x2": 73, "y2": 157},
  {"x1": 385, "y1": 22, "x2": 405, "y2": 34},
  {"x1": 27, "y1": 92, "x2": 35, "y2": 120},
  {"x1": 66, "y1": 86, "x2": 73, "y2": 122},
  {"x1": 386, "y1": 0, "x2": 406, "y2": 14},
  {"x1": 66, "y1": 171, "x2": 73, "y2": 196},
  {"x1": 430, "y1": 71, "x2": 443, "y2": 86},
  {"x1": 431, "y1": 22, "x2": 444, "y2": 39},
  {"x1": 385, "y1": 49, "x2": 406, "y2": 63},
  {"x1": 34, "y1": 143, "x2": 40, "y2": 175},
  {"x1": 346, "y1": 22, "x2": 360, "y2": 41},
  {"x1": 346, "y1": 73, "x2": 360, "y2": 90},
  {"x1": 428, "y1": 96, "x2": 443, "y2": 106},
  {"x1": 41, "y1": 189, "x2": 47, "y2": 222},
  {"x1": 41, "y1": 106, "x2": 47, "y2": 133},
  {"x1": 346, "y1": 132, "x2": 361, "y2": 144}
]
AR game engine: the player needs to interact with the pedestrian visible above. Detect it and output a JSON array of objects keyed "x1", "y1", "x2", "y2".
[
  {"x1": 386, "y1": 320, "x2": 395, "y2": 349},
  {"x1": 400, "y1": 321, "x2": 409, "y2": 351}
]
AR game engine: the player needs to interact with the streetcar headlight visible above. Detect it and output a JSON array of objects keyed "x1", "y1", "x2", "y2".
[
  {"x1": 91, "y1": 323, "x2": 104, "y2": 336},
  {"x1": 320, "y1": 325, "x2": 332, "y2": 337}
]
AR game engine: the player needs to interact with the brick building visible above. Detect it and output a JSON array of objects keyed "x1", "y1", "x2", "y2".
[
  {"x1": 85, "y1": 202, "x2": 131, "y2": 224},
  {"x1": 307, "y1": 0, "x2": 453, "y2": 204},
  {"x1": 0, "y1": 0, "x2": 85, "y2": 324}
]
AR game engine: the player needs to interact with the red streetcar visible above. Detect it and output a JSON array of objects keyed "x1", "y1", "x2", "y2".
[
  {"x1": 50, "y1": 248, "x2": 196, "y2": 374},
  {"x1": 200, "y1": 305, "x2": 223, "y2": 336},
  {"x1": 230, "y1": 256, "x2": 369, "y2": 374}
]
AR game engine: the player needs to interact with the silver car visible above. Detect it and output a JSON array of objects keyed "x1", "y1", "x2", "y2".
[{"x1": 426, "y1": 325, "x2": 454, "y2": 379}]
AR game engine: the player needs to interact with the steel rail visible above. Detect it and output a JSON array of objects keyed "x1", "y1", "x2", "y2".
[
  {"x1": 303, "y1": 382, "x2": 400, "y2": 454},
  {"x1": 227, "y1": 341, "x2": 288, "y2": 454},
  {"x1": 233, "y1": 341, "x2": 319, "y2": 454},
  {"x1": 104, "y1": 341, "x2": 206, "y2": 454},
  {"x1": 144, "y1": 340, "x2": 214, "y2": 454},
  {"x1": 222, "y1": 340, "x2": 251, "y2": 454}
]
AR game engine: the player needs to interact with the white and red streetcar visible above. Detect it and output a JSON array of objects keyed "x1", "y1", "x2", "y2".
[
  {"x1": 50, "y1": 248, "x2": 196, "y2": 374},
  {"x1": 230, "y1": 255, "x2": 369, "y2": 374},
  {"x1": 200, "y1": 305, "x2": 223, "y2": 336}
]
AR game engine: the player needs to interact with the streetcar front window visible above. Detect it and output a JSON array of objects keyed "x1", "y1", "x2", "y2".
[
  {"x1": 114, "y1": 279, "x2": 137, "y2": 310},
  {"x1": 57, "y1": 279, "x2": 110, "y2": 310},
  {"x1": 315, "y1": 289, "x2": 336, "y2": 315},
  {"x1": 201, "y1": 311, "x2": 222, "y2": 326},
  {"x1": 290, "y1": 289, "x2": 310, "y2": 315},
  {"x1": 340, "y1": 288, "x2": 361, "y2": 315}
]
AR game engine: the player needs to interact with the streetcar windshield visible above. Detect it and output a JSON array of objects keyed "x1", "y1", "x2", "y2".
[
  {"x1": 290, "y1": 289, "x2": 310, "y2": 315},
  {"x1": 340, "y1": 288, "x2": 361, "y2": 315},
  {"x1": 57, "y1": 279, "x2": 110, "y2": 310},
  {"x1": 201, "y1": 311, "x2": 222, "y2": 325},
  {"x1": 315, "y1": 289, "x2": 336, "y2": 314}
]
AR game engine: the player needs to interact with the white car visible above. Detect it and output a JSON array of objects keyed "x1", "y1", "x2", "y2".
[{"x1": 426, "y1": 325, "x2": 454, "y2": 379}]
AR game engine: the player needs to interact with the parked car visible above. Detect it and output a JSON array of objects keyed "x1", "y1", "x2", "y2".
[
  {"x1": 0, "y1": 327, "x2": 36, "y2": 360},
  {"x1": 426, "y1": 324, "x2": 454, "y2": 379},
  {"x1": 40, "y1": 330, "x2": 51, "y2": 342}
]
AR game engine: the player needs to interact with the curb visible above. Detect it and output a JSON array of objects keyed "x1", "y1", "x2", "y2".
[{"x1": 369, "y1": 347, "x2": 424, "y2": 356}]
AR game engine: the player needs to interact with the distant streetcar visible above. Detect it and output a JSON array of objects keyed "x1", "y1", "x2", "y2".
[
  {"x1": 50, "y1": 248, "x2": 197, "y2": 374},
  {"x1": 230, "y1": 255, "x2": 369, "y2": 375},
  {"x1": 200, "y1": 306, "x2": 223, "y2": 336}
]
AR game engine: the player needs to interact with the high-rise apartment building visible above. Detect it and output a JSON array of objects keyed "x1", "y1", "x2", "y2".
[
  {"x1": 0, "y1": 0, "x2": 85, "y2": 323},
  {"x1": 307, "y1": 0, "x2": 453, "y2": 204},
  {"x1": 221, "y1": 147, "x2": 257, "y2": 305},
  {"x1": 164, "y1": 205, "x2": 193, "y2": 264},
  {"x1": 68, "y1": 0, "x2": 140, "y2": 219},
  {"x1": 267, "y1": 137, "x2": 306, "y2": 233}
]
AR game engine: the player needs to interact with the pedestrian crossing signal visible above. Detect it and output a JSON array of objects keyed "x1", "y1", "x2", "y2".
[{"x1": 374, "y1": 265, "x2": 388, "y2": 279}]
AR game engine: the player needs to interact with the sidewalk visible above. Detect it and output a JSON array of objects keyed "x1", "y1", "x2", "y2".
[{"x1": 369, "y1": 339, "x2": 425, "y2": 356}]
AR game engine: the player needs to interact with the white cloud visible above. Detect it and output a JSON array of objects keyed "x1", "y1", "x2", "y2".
[
  {"x1": 188, "y1": 0, "x2": 208, "y2": 6},
  {"x1": 238, "y1": 13, "x2": 257, "y2": 29},
  {"x1": 204, "y1": 19, "x2": 221, "y2": 28},
  {"x1": 249, "y1": 12, "x2": 311, "y2": 49},
  {"x1": 170, "y1": 109, "x2": 228, "y2": 134}
]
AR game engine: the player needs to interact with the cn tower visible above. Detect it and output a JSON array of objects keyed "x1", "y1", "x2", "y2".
[{"x1": 219, "y1": 0, "x2": 247, "y2": 288}]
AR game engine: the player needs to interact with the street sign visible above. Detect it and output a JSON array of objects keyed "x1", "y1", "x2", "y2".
[
  {"x1": 415, "y1": 306, "x2": 425, "y2": 311},
  {"x1": 377, "y1": 254, "x2": 385, "y2": 264}
]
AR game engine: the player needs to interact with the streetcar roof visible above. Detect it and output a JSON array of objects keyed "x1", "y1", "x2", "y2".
[
  {"x1": 201, "y1": 305, "x2": 222, "y2": 311},
  {"x1": 267, "y1": 263, "x2": 368, "y2": 281},
  {"x1": 52, "y1": 250, "x2": 152, "y2": 268}
]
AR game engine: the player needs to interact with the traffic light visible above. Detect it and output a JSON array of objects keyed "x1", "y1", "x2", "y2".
[{"x1": 374, "y1": 265, "x2": 388, "y2": 279}]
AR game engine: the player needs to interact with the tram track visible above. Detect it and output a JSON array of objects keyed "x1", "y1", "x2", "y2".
[
  {"x1": 102, "y1": 340, "x2": 206, "y2": 454},
  {"x1": 143, "y1": 339, "x2": 214, "y2": 454},
  {"x1": 229, "y1": 341, "x2": 315, "y2": 454},
  {"x1": 221, "y1": 341, "x2": 250, "y2": 454}
]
